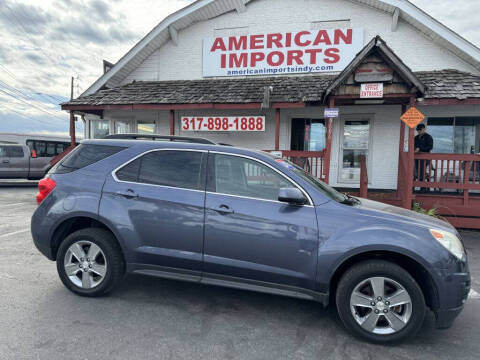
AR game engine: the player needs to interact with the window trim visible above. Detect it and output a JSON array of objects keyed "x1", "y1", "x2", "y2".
[
  {"x1": 112, "y1": 149, "x2": 313, "y2": 205},
  {"x1": 112, "y1": 148, "x2": 208, "y2": 193},
  {"x1": 209, "y1": 151, "x2": 314, "y2": 206}
]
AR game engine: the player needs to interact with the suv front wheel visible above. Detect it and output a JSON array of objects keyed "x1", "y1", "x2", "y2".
[
  {"x1": 56, "y1": 228, "x2": 125, "y2": 297},
  {"x1": 336, "y1": 260, "x2": 426, "y2": 343}
]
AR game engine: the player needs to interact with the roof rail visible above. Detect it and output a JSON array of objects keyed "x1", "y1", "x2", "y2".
[{"x1": 104, "y1": 134, "x2": 216, "y2": 144}]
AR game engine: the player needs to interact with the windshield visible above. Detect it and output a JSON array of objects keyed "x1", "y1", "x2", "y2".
[{"x1": 272, "y1": 157, "x2": 347, "y2": 203}]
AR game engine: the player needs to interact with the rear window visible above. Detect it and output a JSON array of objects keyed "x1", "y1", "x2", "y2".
[{"x1": 52, "y1": 144, "x2": 124, "y2": 174}]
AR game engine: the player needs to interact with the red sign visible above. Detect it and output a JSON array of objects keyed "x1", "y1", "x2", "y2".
[
  {"x1": 182, "y1": 116, "x2": 265, "y2": 132},
  {"x1": 360, "y1": 83, "x2": 384, "y2": 98},
  {"x1": 401, "y1": 107, "x2": 425, "y2": 129}
]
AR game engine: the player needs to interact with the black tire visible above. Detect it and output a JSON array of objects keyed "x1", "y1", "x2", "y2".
[
  {"x1": 336, "y1": 260, "x2": 426, "y2": 344},
  {"x1": 56, "y1": 228, "x2": 125, "y2": 297}
]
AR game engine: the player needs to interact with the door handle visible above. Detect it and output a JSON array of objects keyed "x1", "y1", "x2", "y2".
[
  {"x1": 2, "y1": 160, "x2": 9, "y2": 164},
  {"x1": 115, "y1": 189, "x2": 139, "y2": 199},
  {"x1": 210, "y1": 204, "x2": 234, "y2": 214}
]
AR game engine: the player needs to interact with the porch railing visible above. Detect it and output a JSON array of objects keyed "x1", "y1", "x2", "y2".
[
  {"x1": 413, "y1": 153, "x2": 480, "y2": 192},
  {"x1": 264, "y1": 150, "x2": 326, "y2": 180}
]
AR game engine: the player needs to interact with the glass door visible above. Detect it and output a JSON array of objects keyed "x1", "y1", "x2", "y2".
[{"x1": 340, "y1": 119, "x2": 370, "y2": 182}]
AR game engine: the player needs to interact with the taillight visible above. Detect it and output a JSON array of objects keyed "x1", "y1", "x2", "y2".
[{"x1": 36, "y1": 177, "x2": 56, "y2": 205}]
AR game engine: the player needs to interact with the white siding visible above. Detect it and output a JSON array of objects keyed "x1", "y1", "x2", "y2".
[{"x1": 122, "y1": 0, "x2": 479, "y2": 84}]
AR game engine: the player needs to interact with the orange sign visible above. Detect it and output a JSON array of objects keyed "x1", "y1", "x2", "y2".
[{"x1": 401, "y1": 107, "x2": 425, "y2": 128}]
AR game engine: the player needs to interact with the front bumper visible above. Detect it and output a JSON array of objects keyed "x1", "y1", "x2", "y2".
[{"x1": 434, "y1": 261, "x2": 470, "y2": 329}]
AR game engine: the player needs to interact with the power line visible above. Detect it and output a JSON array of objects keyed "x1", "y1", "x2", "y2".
[
  {"x1": 0, "y1": 86, "x2": 68, "y2": 121},
  {"x1": 0, "y1": 78, "x2": 63, "y2": 116}
]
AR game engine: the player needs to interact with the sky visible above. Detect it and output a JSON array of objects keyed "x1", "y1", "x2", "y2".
[{"x1": 0, "y1": 0, "x2": 479, "y2": 138}]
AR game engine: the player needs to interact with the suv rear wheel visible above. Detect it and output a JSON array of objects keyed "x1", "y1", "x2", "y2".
[
  {"x1": 336, "y1": 260, "x2": 426, "y2": 343},
  {"x1": 56, "y1": 228, "x2": 124, "y2": 297}
]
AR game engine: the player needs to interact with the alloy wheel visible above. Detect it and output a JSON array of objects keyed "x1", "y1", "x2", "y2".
[
  {"x1": 350, "y1": 276, "x2": 412, "y2": 335},
  {"x1": 63, "y1": 240, "x2": 107, "y2": 289}
]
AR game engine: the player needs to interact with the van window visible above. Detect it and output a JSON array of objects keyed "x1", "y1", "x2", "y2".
[
  {"x1": 0, "y1": 146, "x2": 7, "y2": 158},
  {"x1": 8, "y1": 146, "x2": 24, "y2": 158}
]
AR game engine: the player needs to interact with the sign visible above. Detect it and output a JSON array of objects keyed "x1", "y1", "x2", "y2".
[
  {"x1": 360, "y1": 83, "x2": 383, "y2": 98},
  {"x1": 182, "y1": 116, "x2": 265, "y2": 132},
  {"x1": 401, "y1": 107, "x2": 425, "y2": 129},
  {"x1": 324, "y1": 108, "x2": 339, "y2": 118},
  {"x1": 203, "y1": 28, "x2": 364, "y2": 77}
]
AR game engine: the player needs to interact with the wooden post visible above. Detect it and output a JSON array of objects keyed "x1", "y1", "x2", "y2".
[
  {"x1": 464, "y1": 161, "x2": 471, "y2": 206},
  {"x1": 69, "y1": 111, "x2": 76, "y2": 146},
  {"x1": 323, "y1": 97, "x2": 335, "y2": 184},
  {"x1": 359, "y1": 155, "x2": 368, "y2": 198},
  {"x1": 275, "y1": 108, "x2": 280, "y2": 150},
  {"x1": 403, "y1": 96, "x2": 416, "y2": 209},
  {"x1": 69, "y1": 77, "x2": 75, "y2": 146},
  {"x1": 396, "y1": 104, "x2": 407, "y2": 201},
  {"x1": 170, "y1": 110, "x2": 175, "y2": 135}
]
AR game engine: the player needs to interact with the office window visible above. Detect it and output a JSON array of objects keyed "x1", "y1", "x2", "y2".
[
  {"x1": 90, "y1": 120, "x2": 110, "y2": 139},
  {"x1": 137, "y1": 120, "x2": 156, "y2": 134},
  {"x1": 428, "y1": 117, "x2": 477, "y2": 153}
]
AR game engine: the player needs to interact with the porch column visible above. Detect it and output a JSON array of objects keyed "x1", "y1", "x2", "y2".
[
  {"x1": 69, "y1": 111, "x2": 75, "y2": 146},
  {"x1": 169, "y1": 109, "x2": 175, "y2": 135},
  {"x1": 323, "y1": 97, "x2": 335, "y2": 184},
  {"x1": 404, "y1": 96, "x2": 416, "y2": 209},
  {"x1": 275, "y1": 108, "x2": 280, "y2": 150}
]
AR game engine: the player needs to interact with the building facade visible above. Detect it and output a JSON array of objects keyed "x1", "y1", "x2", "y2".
[{"x1": 63, "y1": 0, "x2": 480, "y2": 228}]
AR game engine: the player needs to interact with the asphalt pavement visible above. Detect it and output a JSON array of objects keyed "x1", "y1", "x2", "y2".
[{"x1": 0, "y1": 187, "x2": 479, "y2": 359}]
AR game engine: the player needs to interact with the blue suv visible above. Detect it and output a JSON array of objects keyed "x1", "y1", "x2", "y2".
[{"x1": 31, "y1": 136, "x2": 470, "y2": 343}]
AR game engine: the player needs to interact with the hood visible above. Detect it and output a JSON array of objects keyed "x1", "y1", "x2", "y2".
[{"x1": 355, "y1": 198, "x2": 456, "y2": 233}]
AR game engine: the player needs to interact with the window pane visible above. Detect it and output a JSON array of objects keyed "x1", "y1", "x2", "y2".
[
  {"x1": 115, "y1": 121, "x2": 129, "y2": 134},
  {"x1": 138, "y1": 151, "x2": 203, "y2": 190},
  {"x1": 428, "y1": 118, "x2": 454, "y2": 153},
  {"x1": 53, "y1": 144, "x2": 124, "y2": 174},
  {"x1": 137, "y1": 121, "x2": 156, "y2": 134},
  {"x1": 8, "y1": 146, "x2": 24, "y2": 158},
  {"x1": 116, "y1": 159, "x2": 141, "y2": 182},
  {"x1": 214, "y1": 154, "x2": 293, "y2": 201},
  {"x1": 341, "y1": 149, "x2": 367, "y2": 181},
  {"x1": 0, "y1": 146, "x2": 8, "y2": 157},
  {"x1": 90, "y1": 120, "x2": 110, "y2": 139},
  {"x1": 343, "y1": 121, "x2": 369, "y2": 149},
  {"x1": 307, "y1": 121, "x2": 326, "y2": 151},
  {"x1": 46, "y1": 142, "x2": 56, "y2": 156},
  {"x1": 454, "y1": 117, "x2": 476, "y2": 154},
  {"x1": 35, "y1": 141, "x2": 47, "y2": 157},
  {"x1": 56, "y1": 143, "x2": 64, "y2": 155}
]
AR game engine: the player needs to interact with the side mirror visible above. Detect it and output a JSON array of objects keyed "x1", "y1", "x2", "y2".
[{"x1": 278, "y1": 187, "x2": 307, "y2": 205}]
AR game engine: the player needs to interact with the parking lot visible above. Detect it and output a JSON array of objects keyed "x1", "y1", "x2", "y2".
[{"x1": 1, "y1": 187, "x2": 480, "y2": 359}]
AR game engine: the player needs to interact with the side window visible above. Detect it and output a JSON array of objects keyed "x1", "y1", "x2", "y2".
[
  {"x1": 35, "y1": 141, "x2": 47, "y2": 157},
  {"x1": 116, "y1": 151, "x2": 204, "y2": 190},
  {"x1": 46, "y1": 142, "x2": 56, "y2": 157},
  {"x1": 211, "y1": 154, "x2": 295, "y2": 201},
  {"x1": 8, "y1": 146, "x2": 24, "y2": 158},
  {"x1": 0, "y1": 146, "x2": 7, "y2": 158},
  {"x1": 116, "y1": 158, "x2": 141, "y2": 182}
]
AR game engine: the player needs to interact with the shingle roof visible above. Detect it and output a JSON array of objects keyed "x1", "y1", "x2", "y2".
[
  {"x1": 416, "y1": 69, "x2": 480, "y2": 100},
  {"x1": 63, "y1": 69, "x2": 480, "y2": 107}
]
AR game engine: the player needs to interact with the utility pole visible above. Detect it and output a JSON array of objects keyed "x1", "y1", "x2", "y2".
[{"x1": 69, "y1": 76, "x2": 76, "y2": 147}]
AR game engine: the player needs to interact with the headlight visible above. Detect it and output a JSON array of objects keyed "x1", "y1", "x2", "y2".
[{"x1": 429, "y1": 229, "x2": 465, "y2": 260}]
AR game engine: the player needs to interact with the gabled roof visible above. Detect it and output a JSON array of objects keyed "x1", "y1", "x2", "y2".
[
  {"x1": 323, "y1": 36, "x2": 425, "y2": 100},
  {"x1": 81, "y1": 0, "x2": 480, "y2": 97}
]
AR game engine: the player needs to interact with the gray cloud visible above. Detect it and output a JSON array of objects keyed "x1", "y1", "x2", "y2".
[{"x1": 0, "y1": 1, "x2": 53, "y2": 36}]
